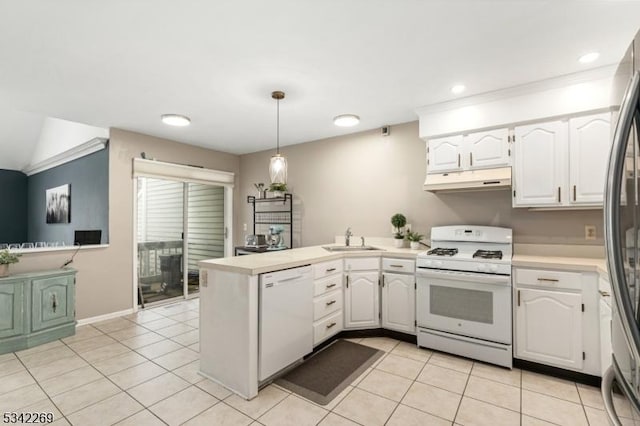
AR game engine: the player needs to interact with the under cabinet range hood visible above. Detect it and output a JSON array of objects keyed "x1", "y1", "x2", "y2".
[{"x1": 423, "y1": 167, "x2": 511, "y2": 193}]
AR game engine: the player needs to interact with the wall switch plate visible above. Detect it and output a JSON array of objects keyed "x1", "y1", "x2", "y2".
[{"x1": 585, "y1": 225, "x2": 596, "y2": 240}]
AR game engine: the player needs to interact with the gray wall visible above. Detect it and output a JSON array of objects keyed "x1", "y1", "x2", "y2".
[
  {"x1": 27, "y1": 147, "x2": 109, "y2": 244},
  {"x1": 0, "y1": 169, "x2": 27, "y2": 244},
  {"x1": 237, "y1": 121, "x2": 604, "y2": 247}
]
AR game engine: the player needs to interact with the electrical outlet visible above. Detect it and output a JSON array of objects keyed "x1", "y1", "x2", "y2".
[
  {"x1": 243, "y1": 223, "x2": 247, "y2": 231},
  {"x1": 585, "y1": 225, "x2": 596, "y2": 240}
]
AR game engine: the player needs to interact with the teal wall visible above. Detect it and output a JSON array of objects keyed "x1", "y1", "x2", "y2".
[
  {"x1": 0, "y1": 170, "x2": 28, "y2": 244},
  {"x1": 27, "y1": 147, "x2": 109, "y2": 245}
]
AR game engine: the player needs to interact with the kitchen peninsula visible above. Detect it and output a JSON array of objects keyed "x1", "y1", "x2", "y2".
[{"x1": 198, "y1": 243, "x2": 421, "y2": 399}]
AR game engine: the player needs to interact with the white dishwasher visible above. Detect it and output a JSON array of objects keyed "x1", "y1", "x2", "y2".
[{"x1": 259, "y1": 265, "x2": 313, "y2": 381}]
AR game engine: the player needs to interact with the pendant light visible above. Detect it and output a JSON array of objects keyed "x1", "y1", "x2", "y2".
[{"x1": 269, "y1": 91, "x2": 287, "y2": 185}]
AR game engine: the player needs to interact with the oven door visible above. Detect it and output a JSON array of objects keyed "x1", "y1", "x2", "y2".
[{"x1": 416, "y1": 268, "x2": 512, "y2": 344}]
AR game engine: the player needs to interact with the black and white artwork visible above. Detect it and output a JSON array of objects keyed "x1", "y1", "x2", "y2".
[{"x1": 46, "y1": 184, "x2": 70, "y2": 224}]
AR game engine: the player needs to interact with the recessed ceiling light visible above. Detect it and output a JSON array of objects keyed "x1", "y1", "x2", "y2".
[
  {"x1": 578, "y1": 52, "x2": 600, "y2": 64},
  {"x1": 333, "y1": 114, "x2": 360, "y2": 127},
  {"x1": 451, "y1": 84, "x2": 466, "y2": 95},
  {"x1": 161, "y1": 114, "x2": 191, "y2": 126}
]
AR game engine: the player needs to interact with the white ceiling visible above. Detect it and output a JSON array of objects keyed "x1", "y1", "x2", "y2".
[{"x1": 1, "y1": 0, "x2": 639, "y2": 167}]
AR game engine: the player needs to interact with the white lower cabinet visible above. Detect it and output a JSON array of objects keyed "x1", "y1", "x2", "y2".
[
  {"x1": 382, "y1": 269, "x2": 415, "y2": 334},
  {"x1": 381, "y1": 273, "x2": 415, "y2": 334},
  {"x1": 344, "y1": 257, "x2": 380, "y2": 330},
  {"x1": 514, "y1": 267, "x2": 600, "y2": 375},
  {"x1": 516, "y1": 287, "x2": 583, "y2": 370},
  {"x1": 312, "y1": 260, "x2": 343, "y2": 346}
]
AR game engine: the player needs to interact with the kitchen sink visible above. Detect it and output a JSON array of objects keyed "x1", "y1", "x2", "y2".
[{"x1": 322, "y1": 246, "x2": 383, "y2": 252}]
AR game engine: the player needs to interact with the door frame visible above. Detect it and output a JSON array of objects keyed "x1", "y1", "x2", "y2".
[{"x1": 132, "y1": 158, "x2": 235, "y2": 311}]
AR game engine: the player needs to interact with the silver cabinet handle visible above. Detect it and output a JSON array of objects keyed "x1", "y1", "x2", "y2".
[
  {"x1": 558, "y1": 187, "x2": 561, "y2": 203},
  {"x1": 573, "y1": 185, "x2": 577, "y2": 201},
  {"x1": 604, "y1": 70, "x2": 640, "y2": 365},
  {"x1": 326, "y1": 322, "x2": 337, "y2": 329},
  {"x1": 389, "y1": 264, "x2": 403, "y2": 268},
  {"x1": 326, "y1": 283, "x2": 337, "y2": 289},
  {"x1": 537, "y1": 278, "x2": 559, "y2": 283},
  {"x1": 457, "y1": 153, "x2": 461, "y2": 168},
  {"x1": 326, "y1": 300, "x2": 336, "y2": 306},
  {"x1": 52, "y1": 294, "x2": 57, "y2": 313},
  {"x1": 599, "y1": 290, "x2": 611, "y2": 297},
  {"x1": 326, "y1": 268, "x2": 336, "y2": 272},
  {"x1": 470, "y1": 152, "x2": 473, "y2": 166}
]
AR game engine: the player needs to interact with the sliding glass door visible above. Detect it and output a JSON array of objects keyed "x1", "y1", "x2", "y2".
[
  {"x1": 185, "y1": 183, "x2": 225, "y2": 296},
  {"x1": 136, "y1": 177, "x2": 226, "y2": 305}
]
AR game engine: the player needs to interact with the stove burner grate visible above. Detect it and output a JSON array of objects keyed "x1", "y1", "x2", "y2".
[
  {"x1": 427, "y1": 247, "x2": 459, "y2": 257},
  {"x1": 473, "y1": 250, "x2": 503, "y2": 260}
]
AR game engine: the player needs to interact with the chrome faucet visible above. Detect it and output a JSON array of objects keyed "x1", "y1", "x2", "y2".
[{"x1": 345, "y1": 227, "x2": 353, "y2": 246}]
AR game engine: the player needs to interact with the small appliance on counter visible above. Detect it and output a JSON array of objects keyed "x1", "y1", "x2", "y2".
[{"x1": 245, "y1": 234, "x2": 267, "y2": 247}]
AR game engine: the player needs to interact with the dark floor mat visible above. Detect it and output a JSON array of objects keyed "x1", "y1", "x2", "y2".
[{"x1": 275, "y1": 339, "x2": 384, "y2": 405}]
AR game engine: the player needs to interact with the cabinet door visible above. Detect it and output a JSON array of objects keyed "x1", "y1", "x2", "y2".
[
  {"x1": 516, "y1": 287, "x2": 583, "y2": 370},
  {"x1": 32, "y1": 275, "x2": 75, "y2": 332},
  {"x1": 569, "y1": 113, "x2": 611, "y2": 205},
  {"x1": 513, "y1": 120, "x2": 567, "y2": 207},
  {"x1": 465, "y1": 128, "x2": 510, "y2": 170},
  {"x1": 344, "y1": 272, "x2": 379, "y2": 329},
  {"x1": 427, "y1": 135, "x2": 464, "y2": 173},
  {"x1": 381, "y1": 273, "x2": 415, "y2": 334},
  {"x1": 0, "y1": 281, "x2": 24, "y2": 338}
]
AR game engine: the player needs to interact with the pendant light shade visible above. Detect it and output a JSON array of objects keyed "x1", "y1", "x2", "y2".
[
  {"x1": 269, "y1": 154, "x2": 287, "y2": 184},
  {"x1": 269, "y1": 91, "x2": 287, "y2": 185}
]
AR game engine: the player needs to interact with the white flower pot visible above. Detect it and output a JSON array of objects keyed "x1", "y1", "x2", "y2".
[
  {"x1": 393, "y1": 239, "x2": 404, "y2": 248},
  {"x1": 410, "y1": 241, "x2": 421, "y2": 250},
  {"x1": 0, "y1": 264, "x2": 9, "y2": 278}
]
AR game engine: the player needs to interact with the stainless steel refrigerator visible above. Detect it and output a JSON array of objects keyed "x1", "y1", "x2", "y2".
[{"x1": 603, "y1": 28, "x2": 640, "y2": 425}]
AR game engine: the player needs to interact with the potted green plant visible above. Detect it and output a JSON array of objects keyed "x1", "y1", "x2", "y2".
[
  {"x1": 406, "y1": 231, "x2": 424, "y2": 250},
  {"x1": 390, "y1": 213, "x2": 407, "y2": 248},
  {"x1": 0, "y1": 250, "x2": 20, "y2": 278},
  {"x1": 269, "y1": 182, "x2": 287, "y2": 198}
]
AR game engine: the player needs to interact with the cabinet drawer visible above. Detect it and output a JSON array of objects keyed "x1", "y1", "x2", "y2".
[
  {"x1": 314, "y1": 275, "x2": 343, "y2": 297},
  {"x1": 515, "y1": 268, "x2": 582, "y2": 291},
  {"x1": 382, "y1": 258, "x2": 415, "y2": 273},
  {"x1": 313, "y1": 311, "x2": 342, "y2": 346},
  {"x1": 345, "y1": 257, "x2": 379, "y2": 271},
  {"x1": 313, "y1": 260, "x2": 343, "y2": 279},
  {"x1": 32, "y1": 275, "x2": 75, "y2": 332},
  {"x1": 313, "y1": 290, "x2": 343, "y2": 321}
]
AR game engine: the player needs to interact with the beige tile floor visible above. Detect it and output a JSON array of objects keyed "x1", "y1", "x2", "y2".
[{"x1": 0, "y1": 297, "x2": 636, "y2": 425}]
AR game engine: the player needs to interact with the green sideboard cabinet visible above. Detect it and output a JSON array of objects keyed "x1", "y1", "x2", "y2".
[{"x1": 0, "y1": 269, "x2": 76, "y2": 354}]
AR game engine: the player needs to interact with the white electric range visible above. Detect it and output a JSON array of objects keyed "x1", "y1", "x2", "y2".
[{"x1": 416, "y1": 225, "x2": 513, "y2": 368}]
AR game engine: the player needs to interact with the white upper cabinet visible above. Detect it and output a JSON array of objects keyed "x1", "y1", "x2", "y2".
[
  {"x1": 466, "y1": 128, "x2": 511, "y2": 170},
  {"x1": 513, "y1": 112, "x2": 612, "y2": 208},
  {"x1": 569, "y1": 113, "x2": 611, "y2": 205},
  {"x1": 513, "y1": 120, "x2": 567, "y2": 207},
  {"x1": 427, "y1": 135, "x2": 464, "y2": 173},
  {"x1": 427, "y1": 130, "x2": 510, "y2": 174}
]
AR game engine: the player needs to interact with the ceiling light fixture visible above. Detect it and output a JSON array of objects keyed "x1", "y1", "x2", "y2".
[
  {"x1": 578, "y1": 52, "x2": 600, "y2": 64},
  {"x1": 333, "y1": 114, "x2": 360, "y2": 127},
  {"x1": 269, "y1": 91, "x2": 287, "y2": 185},
  {"x1": 161, "y1": 114, "x2": 191, "y2": 127},
  {"x1": 451, "y1": 84, "x2": 466, "y2": 95}
]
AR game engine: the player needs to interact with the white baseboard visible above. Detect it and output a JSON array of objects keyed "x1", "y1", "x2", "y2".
[{"x1": 76, "y1": 308, "x2": 135, "y2": 326}]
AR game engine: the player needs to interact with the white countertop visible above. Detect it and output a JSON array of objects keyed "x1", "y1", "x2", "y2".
[
  {"x1": 200, "y1": 242, "x2": 610, "y2": 277},
  {"x1": 199, "y1": 244, "x2": 423, "y2": 275},
  {"x1": 512, "y1": 254, "x2": 607, "y2": 275}
]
